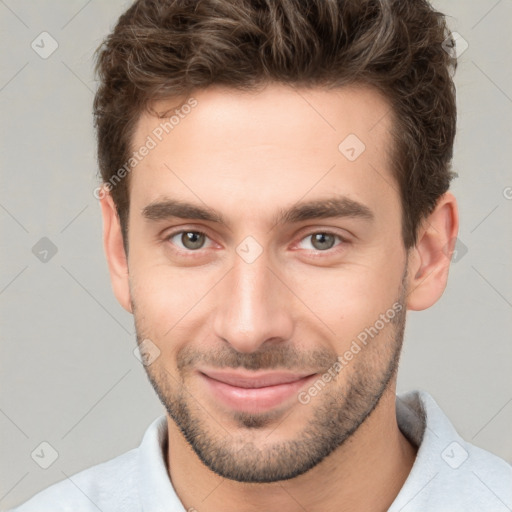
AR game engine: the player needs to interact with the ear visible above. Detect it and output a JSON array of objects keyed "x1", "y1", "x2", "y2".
[
  {"x1": 406, "y1": 192, "x2": 459, "y2": 311},
  {"x1": 99, "y1": 187, "x2": 133, "y2": 313}
]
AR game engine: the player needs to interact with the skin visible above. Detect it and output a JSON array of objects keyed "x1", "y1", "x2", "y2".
[{"x1": 100, "y1": 84, "x2": 458, "y2": 512}]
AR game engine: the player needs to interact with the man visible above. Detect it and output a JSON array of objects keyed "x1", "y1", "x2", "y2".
[{"x1": 11, "y1": 0, "x2": 511, "y2": 511}]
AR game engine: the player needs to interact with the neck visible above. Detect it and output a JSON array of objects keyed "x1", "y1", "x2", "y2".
[{"x1": 166, "y1": 384, "x2": 417, "y2": 512}]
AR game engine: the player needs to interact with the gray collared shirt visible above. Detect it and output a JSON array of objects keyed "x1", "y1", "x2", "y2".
[{"x1": 10, "y1": 390, "x2": 512, "y2": 512}]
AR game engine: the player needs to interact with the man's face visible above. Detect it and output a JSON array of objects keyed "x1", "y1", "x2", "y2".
[{"x1": 125, "y1": 84, "x2": 410, "y2": 482}]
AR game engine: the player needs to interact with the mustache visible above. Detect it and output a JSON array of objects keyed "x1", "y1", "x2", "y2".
[{"x1": 175, "y1": 343, "x2": 339, "y2": 373}]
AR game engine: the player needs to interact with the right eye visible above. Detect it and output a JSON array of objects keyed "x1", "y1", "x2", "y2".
[{"x1": 165, "y1": 230, "x2": 213, "y2": 251}]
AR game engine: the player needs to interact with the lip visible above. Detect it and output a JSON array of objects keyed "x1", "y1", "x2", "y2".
[
  {"x1": 198, "y1": 369, "x2": 317, "y2": 413},
  {"x1": 200, "y1": 369, "x2": 314, "y2": 388}
]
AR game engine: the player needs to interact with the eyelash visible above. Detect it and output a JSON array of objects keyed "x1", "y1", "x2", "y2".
[{"x1": 164, "y1": 229, "x2": 348, "y2": 255}]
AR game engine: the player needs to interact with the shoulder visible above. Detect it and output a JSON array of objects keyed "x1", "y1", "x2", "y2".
[
  {"x1": 9, "y1": 448, "x2": 139, "y2": 512},
  {"x1": 393, "y1": 390, "x2": 512, "y2": 511},
  {"x1": 422, "y1": 438, "x2": 512, "y2": 512}
]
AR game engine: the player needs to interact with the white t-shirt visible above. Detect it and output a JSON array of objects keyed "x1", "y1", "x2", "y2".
[{"x1": 9, "y1": 390, "x2": 512, "y2": 511}]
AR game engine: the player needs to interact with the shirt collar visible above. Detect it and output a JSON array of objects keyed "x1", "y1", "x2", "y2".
[
  {"x1": 135, "y1": 390, "x2": 454, "y2": 511},
  {"x1": 136, "y1": 415, "x2": 186, "y2": 512}
]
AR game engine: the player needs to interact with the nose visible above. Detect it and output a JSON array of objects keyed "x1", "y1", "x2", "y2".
[{"x1": 212, "y1": 251, "x2": 294, "y2": 353}]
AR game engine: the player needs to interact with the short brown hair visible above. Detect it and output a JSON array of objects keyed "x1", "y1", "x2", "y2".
[{"x1": 93, "y1": 0, "x2": 457, "y2": 251}]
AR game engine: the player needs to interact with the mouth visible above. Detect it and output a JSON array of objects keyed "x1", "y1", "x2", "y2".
[{"x1": 197, "y1": 369, "x2": 318, "y2": 413}]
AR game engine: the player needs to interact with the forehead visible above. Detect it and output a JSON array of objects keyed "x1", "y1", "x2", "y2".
[
  {"x1": 128, "y1": 84, "x2": 398, "y2": 229},
  {"x1": 135, "y1": 84, "x2": 392, "y2": 157}
]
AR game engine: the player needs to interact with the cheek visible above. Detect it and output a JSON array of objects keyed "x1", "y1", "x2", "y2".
[
  {"x1": 284, "y1": 259, "x2": 403, "y2": 342},
  {"x1": 130, "y1": 263, "x2": 216, "y2": 340}
]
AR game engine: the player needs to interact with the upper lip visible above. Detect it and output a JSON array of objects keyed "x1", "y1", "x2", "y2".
[{"x1": 199, "y1": 369, "x2": 315, "y2": 388}]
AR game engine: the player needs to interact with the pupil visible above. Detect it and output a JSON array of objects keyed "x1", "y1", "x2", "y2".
[
  {"x1": 183, "y1": 232, "x2": 204, "y2": 249},
  {"x1": 312, "y1": 233, "x2": 334, "y2": 250}
]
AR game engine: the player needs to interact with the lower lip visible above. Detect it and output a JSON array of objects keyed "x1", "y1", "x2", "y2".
[{"x1": 198, "y1": 372, "x2": 317, "y2": 413}]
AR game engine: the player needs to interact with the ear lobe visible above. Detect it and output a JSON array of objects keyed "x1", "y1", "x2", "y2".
[
  {"x1": 406, "y1": 192, "x2": 459, "y2": 311},
  {"x1": 99, "y1": 187, "x2": 133, "y2": 313}
]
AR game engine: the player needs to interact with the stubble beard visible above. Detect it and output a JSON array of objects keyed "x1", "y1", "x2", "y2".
[{"x1": 133, "y1": 270, "x2": 408, "y2": 483}]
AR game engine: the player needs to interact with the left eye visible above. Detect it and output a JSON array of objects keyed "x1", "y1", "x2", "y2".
[
  {"x1": 297, "y1": 232, "x2": 343, "y2": 251},
  {"x1": 167, "y1": 230, "x2": 211, "y2": 251}
]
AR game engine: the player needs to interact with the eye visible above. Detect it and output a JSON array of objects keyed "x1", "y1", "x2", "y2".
[
  {"x1": 297, "y1": 232, "x2": 345, "y2": 251},
  {"x1": 166, "y1": 230, "x2": 211, "y2": 251}
]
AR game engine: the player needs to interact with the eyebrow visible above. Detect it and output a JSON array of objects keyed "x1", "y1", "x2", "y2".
[{"x1": 141, "y1": 196, "x2": 374, "y2": 227}]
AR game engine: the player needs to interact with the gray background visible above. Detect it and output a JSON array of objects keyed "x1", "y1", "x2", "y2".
[{"x1": 1, "y1": 0, "x2": 511, "y2": 509}]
